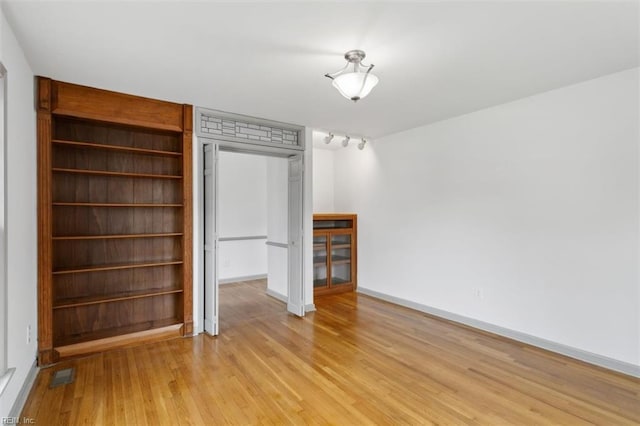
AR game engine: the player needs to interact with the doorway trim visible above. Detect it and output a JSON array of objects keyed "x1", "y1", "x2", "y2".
[{"x1": 195, "y1": 107, "x2": 307, "y2": 335}]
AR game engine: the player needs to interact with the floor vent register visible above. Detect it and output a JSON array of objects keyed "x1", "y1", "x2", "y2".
[{"x1": 49, "y1": 368, "x2": 75, "y2": 388}]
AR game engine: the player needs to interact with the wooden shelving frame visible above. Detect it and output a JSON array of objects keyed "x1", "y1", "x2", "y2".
[
  {"x1": 37, "y1": 77, "x2": 193, "y2": 365},
  {"x1": 313, "y1": 214, "x2": 357, "y2": 296}
]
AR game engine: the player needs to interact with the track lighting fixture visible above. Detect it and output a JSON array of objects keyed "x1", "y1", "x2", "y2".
[
  {"x1": 324, "y1": 133, "x2": 334, "y2": 144},
  {"x1": 321, "y1": 132, "x2": 368, "y2": 150}
]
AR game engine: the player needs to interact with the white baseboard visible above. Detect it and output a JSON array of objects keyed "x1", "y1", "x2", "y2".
[
  {"x1": 265, "y1": 290, "x2": 316, "y2": 314},
  {"x1": 0, "y1": 367, "x2": 15, "y2": 398},
  {"x1": 265, "y1": 288, "x2": 287, "y2": 303},
  {"x1": 219, "y1": 274, "x2": 267, "y2": 285},
  {"x1": 357, "y1": 287, "x2": 640, "y2": 378},
  {"x1": 8, "y1": 359, "x2": 38, "y2": 417}
]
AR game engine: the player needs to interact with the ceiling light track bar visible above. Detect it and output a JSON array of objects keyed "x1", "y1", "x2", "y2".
[{"x1": 322, "y1": 132, "x2": 368, "y2": 150}]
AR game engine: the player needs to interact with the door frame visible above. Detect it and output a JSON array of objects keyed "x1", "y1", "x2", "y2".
[{"x1": 195, "y1": 107, "x2": 307, "y2": 335}]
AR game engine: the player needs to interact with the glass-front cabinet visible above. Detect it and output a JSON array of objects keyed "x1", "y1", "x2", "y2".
[{"x1": 313, "y1": 214, "x2": 357, "y2": 295}]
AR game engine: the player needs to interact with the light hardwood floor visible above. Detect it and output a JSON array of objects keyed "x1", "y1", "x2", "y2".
[{"x1": 22, "y1": 280, "x2": 640, "y2": 424}]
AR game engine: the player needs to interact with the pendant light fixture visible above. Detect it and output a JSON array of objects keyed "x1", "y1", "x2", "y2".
[{"x1": 325, "y1": 50, "x2": 379, "y2": 102}]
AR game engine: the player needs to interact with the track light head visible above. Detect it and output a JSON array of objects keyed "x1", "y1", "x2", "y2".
[
  {"x1": 342, "y1": 136, "x2": 350, "y2": 147},
  {"x1": 358, "y1": 138, "x2": 367, "y2": 150},
  {"x1": 324, "y1": 133, "x2": 334, "y2": 144}
]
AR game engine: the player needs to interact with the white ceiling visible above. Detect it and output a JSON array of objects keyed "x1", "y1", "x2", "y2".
[{"x1": 3, "y1": 1, "x2": 638, "y2": 140}]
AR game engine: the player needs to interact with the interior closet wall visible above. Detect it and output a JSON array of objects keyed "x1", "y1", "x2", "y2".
[
  {"x1": 266, "y1": 157, "x2": 288, "y2": 299},
  {"x1": 218, "y1": 151, "x2": 268, "y2": 282}
]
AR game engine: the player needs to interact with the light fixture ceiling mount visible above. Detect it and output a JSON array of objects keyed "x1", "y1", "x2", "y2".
[{"x1": 325, "y1": 50, "x2": 379, "y2": 102}]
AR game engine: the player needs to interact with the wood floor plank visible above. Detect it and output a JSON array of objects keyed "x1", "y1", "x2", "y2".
[{"x1": 22, "y1": 279, "x2": 640, "y2": 424}]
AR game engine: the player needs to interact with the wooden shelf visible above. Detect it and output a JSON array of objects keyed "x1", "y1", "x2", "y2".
[
  {"x1": 53, "y1": 233, "x2": 183, "y2": 241},
  {"x1": 53, "y1": 202, "x2": 183, "y2": 207},
  {"x1": 54, "y1": 318, "x2": 182, "y2": 349},
  {"x1": 315, "y1": 255, "x2": 351, "y2": 265},
  {"x1": 52, "y1": 139, "x2": 182, "y2": 157},
  {"x1": 313, "y1": 256, "x2": 327, "y2": 266},
  {"x1": 331, "y1": 256, "x2": 351, "y2": 265},
  {"x1": 332, "y1": 244, "x2": 351, "y2": 249},
  {"x1": 53, "y1": 260, "x2": 183, "y2": 275},
  {"x1": 54, "y1": 288, "x2": 183, "y2": 309},
  {"x1": 54, "y1": 323, "x2": 184, "y2": 360},
  {"x1": 53, "y1": 167, "x2": 182, "y2": 179},
  {"x1": 313, "y1": 244, "x2": 326, "y2": 250},
  {"x1": 331, "y1": 277, "x2": 350, "y2": 285},
  {"x1": 313, "y1": 279, "x2": 328, "y2": 287}
]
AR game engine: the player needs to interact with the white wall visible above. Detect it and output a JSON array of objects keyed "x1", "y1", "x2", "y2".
[
  {"x1": 218, "y1": 151, "x2": 267, "y2": 281},
  {"x1": 0, "y1": 9, "x2": 38, "y2": 417},
  {"x1": 312, "y1": 147, "x2": 335, "y2": 212},
  {"x1": 334, "y1": 68, "x2": 639, "y2": 368},
  {"x1": 266, "y1": 157, "x2": 288, "y2": 298}
]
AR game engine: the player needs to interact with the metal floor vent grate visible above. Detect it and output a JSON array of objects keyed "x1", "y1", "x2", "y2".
[{"x1": 49, "y1": 368, "x2": 75, "y2": 388}]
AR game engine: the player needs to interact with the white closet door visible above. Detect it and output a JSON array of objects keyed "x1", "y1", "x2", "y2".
[
  {"x1": 287, "y1": 155, "x2": 304, "y2": 316},
  {"x1": 203, "y1": 144, "x2": 219, "y2": 334}
]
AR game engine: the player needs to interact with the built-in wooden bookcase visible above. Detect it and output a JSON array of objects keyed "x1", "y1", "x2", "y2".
[
  {"x1": 37, "y1": 77, "x2": 193, "y2": 365},
  {"x1": 313, "y1": 214, "x2": 357, "y2": 295}
]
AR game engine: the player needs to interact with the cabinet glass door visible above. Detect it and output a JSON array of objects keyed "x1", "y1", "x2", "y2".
[
  {"x1": 331, "y1": 234, "x2": 352, "y2": 286},
  {"x1": 313, "y1": 235, "x2": 328, "y2": 288}
]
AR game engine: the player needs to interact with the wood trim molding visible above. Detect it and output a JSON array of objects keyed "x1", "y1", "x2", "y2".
[
  {"x1": 36, "y1": 77, "x2": 53, "y2": 366},
  {"x1": 182, "y1": 104, "x2": 194, "y2": 336},
  {"x1": 313, "y1": 213, "x2": 358, "y2": 221},
  {"x1": 37, "y1": 76, "x2": 51, "y2": 111},
  {"x1": 50, "y1": 80, "x2": 184, "y2": 132}
]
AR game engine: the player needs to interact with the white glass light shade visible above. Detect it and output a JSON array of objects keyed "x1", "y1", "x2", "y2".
[{"x1": 332, "y1": 72, "x2": 379, "y2": 101}]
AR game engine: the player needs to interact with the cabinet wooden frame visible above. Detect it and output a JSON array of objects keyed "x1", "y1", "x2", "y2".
[
  {"x1": 313, "y1": 214, "x2": 357, "y2": 296},
  {"x1": 37, "y1": 77, "x2": 193, "y2": 365}
]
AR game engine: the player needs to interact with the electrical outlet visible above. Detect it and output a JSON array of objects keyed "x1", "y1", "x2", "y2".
[{"x1": 27, "y1": 324, "x2": 31, "y2": 344}]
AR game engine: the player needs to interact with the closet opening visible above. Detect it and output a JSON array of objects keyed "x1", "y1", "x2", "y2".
[
  {"x1": 198, "y1": 140, "x2": 305, "y2": 336},
  {"x1": 209, "y1": 150, "x2": 290, "y2": 332}
]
